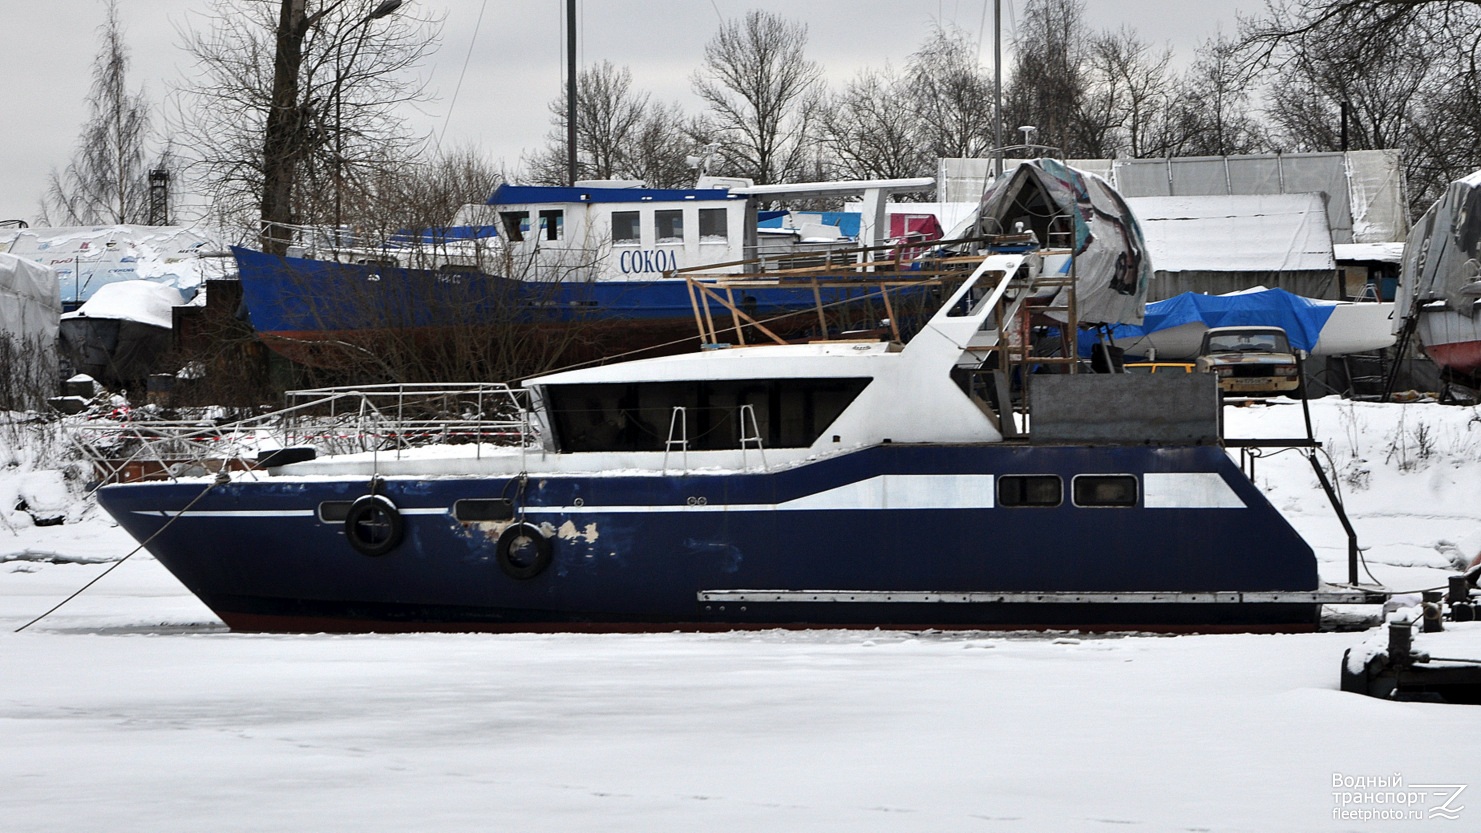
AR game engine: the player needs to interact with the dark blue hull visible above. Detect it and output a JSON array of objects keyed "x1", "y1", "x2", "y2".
[
  {"x1": 232, "y1": 247, "x2": 901, "y2": 360},
  {"x1": 97, "y1": 444, "x2": 1322, "y2": 633}
]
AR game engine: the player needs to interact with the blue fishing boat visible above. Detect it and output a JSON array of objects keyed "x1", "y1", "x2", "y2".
[{"x1": 236, "y1": 178, "x2": 937, "y2": 366}]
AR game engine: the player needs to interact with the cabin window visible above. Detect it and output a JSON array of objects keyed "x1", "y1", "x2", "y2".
[
  {"x1": 452, "y1": 498, "x2": 514, "y2": 522},
  {"x1": 317, "y1": 501, "x2": 353, "y2": 523},
  {"x1": 499, "y1": 211, "x2": 529, "y2": 242},
  {"x1": 998, "y1": 475, "x2": 1062, "y2": 508},
  {"x1": 544, "y1": 378, "x2": 871, "y2": 453},
  {"x1": 612, "y1": 210, "x2": 640, "y2": 244},
  {"x1": 538, "y1": 209, "x2": 564, "y2": 241},
  {"x1": 1072, "y1": 474, "x2": 1138, "y2": 508},
  {"x1": 698, "y1": 208, "x2": 727, "y2": 242},
  {"x1": 655, "y1": 209, "x2": 684, "y2": 244}
]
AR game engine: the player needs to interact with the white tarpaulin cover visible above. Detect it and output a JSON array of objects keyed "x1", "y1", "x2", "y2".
[
  {"x1": 61, "y1": 280, "x2": 184, "y2": 329},
  {"x1": 965, "y1": 159, "x2": 1150, "y2": 325},
  {"x1": 0, "y1": 252, "x2": 60, "y2": 344},
  {"x1": 1127, "y1": 194, "x2": 1336, "y2": 273},
  {"x1": 0, "y1": 225, "x2": 223, "y2": 305},
  {"x1": 1397, "y1": 169, "x2": 1481, "y2": 320}
]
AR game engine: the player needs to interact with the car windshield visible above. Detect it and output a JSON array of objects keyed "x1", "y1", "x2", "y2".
[{"x1": 1205, "y1": 331, "x2": 1290, "y2": 353}]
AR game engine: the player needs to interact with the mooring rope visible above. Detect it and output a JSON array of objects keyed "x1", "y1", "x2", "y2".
[{"x1": 13, "y1": 474, "x2": 226, "y2": 633}]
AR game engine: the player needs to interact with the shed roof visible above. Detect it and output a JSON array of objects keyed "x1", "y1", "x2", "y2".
[{"x1": 1126, "y1": 193, "x2": 1336, "y2": 273}]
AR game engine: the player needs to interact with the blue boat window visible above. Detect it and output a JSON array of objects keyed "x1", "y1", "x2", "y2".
[
  {"x1": 545, "y1": 378, "x2": 870, "y2": 453},
  {"x1": 699, "y1": 208, "x2": 727, "y2": 242},
  {"x1": 1072, "y1": 474, "x2": 1138, "y2": 507},
  {"x1": 998, "y1": 475, "x2": 1061, "y2": 507},
  {"x1": 655, "y1": 209, "x2": 684, "y2": 244},
  {"x1": 538, "y1": 210, "x2": 564, "y2": 241},
  {"x1": 612, "y1": 211, "x2": 640, "y2": 244},
  {"x1": 500, "y1": 211, "x2": 529, "y2": 242}
]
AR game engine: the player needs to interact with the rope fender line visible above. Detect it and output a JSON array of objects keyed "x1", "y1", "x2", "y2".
[{"x1": 14, "y1": 473, "x2": 227, "y2": 634}]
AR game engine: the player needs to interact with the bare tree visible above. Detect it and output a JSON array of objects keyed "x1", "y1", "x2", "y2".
[
  {"x1": 1240, "y1": 0, "x2": 1481, "y2": 66},
  {"x1": 906, "y1": 26, "x2": 1000, "y2": 160},
  {"x1": 523, "y1": 62, "x2": 695, "y2": 188},
  {"x1": 1003, "y1": 0, "x2": 1098, "y2": 156},
  {"x1": 1085, "y1": 28, "x2": 1177, "y2": 158},
  {"x1": 1166, "y1": 33, "x2": 1268, "y2": 157},
  {"x1": 692, "y1": 10, "x2": 823, "y2": 184},
  {"x1": 174, "y1": 0, "x2": 440, "y2": 248},
  {"x1": 816, "y1": 65, "x2": 934, "y2": 181},
  {"x1": 1241, "y1": 1, "x2": 1481, "y2": 211},
  {"x1": 45, "y1": 0, "x2": 153, "y2": 226}
]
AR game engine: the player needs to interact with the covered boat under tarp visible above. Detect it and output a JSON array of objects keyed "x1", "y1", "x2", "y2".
[
  {"x1": 59, "y1": 280, "x2": 184, "y2": 388},
  {"x1": 1087, "y1": 287, "x2": 1395, "y2": 360},
  {"x1": 954, "y1": 158, "x2": 1151, "y2": 325},
  {"x1": 1396, "y1": 170, "x2": 1481, "y2": 377}
]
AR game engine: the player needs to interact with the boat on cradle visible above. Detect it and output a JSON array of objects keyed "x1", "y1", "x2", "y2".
[
  {"x1": 235, "y1": 177, "x2": 938, "y2": 367},
  {"x1": 96, "y1": 223, "x2": 1371, "y2": 633},
  {"x1": 1396, "y1": 170, "x2": 1481, "y2": 380},
  {"x1": 1089, "y1": 287, "x2": 1396, "y2": 361}
]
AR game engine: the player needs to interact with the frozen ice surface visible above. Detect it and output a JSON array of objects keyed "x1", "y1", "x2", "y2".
[{"x1": 2, "y1": 397, "x2": 1478, "y2": 831}]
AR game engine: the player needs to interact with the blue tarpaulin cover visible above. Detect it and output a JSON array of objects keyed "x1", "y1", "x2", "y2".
[{"x1": 1082, "y1": 288, "x2": 1338, "y2": 356}]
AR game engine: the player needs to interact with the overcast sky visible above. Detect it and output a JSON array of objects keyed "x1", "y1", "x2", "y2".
[{"x1": 0, "y1": 0, "x2": 1263, "y2": 226}]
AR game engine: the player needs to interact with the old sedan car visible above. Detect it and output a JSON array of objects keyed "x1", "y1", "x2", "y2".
[{"x1": 1195, "y1": 325, "x2": 1302, "y2": 396}]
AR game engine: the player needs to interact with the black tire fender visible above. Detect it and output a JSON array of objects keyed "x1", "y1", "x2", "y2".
[
  {"x1": 344, "y1": 494, "x2": 404, "y2": 557},
  {"x1": 497, "y1": 522, "x2": 553, "y2": 579}
]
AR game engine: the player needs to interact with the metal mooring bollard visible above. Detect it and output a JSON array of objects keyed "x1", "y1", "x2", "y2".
[
  {"x1": 1422, "y1": 591, "x2": 1445, "y2": 633},
  {"x1": 1389, "y1": 615, "x2": 1414, "y2": 666},
  {"x1": 1452, "y1": 574, "x2": 1476, "y2": 622}
]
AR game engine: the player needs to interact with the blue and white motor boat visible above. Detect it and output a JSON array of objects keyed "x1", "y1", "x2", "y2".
[{"x1": 96, "y1": 237, "x2": 1361, "y2": 633}]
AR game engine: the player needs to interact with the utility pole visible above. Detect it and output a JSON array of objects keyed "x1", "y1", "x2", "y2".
[
  {"x1": 566, "y1": 0, "x2": 578, "y2": 186},
  {"x1": 993, "y1": 0, "x2": 1003, "y2": 178}
]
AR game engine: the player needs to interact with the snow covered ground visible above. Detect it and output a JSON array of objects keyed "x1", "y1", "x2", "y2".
[{"x1": 2, "y1": 399, "x2": 1478, "y2": 832}]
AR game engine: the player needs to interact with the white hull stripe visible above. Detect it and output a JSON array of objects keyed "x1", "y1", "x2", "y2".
[
  {"x1": 134, "y1": 473, "x2": 1244, "y2": 519},
  {"x1": 132, "y1": 507, "x2": 448, "y2": 518}
]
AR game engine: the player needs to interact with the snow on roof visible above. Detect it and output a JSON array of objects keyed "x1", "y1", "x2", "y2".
[
  {"x1": 1333, "y1": 242, "x2": 1405, "y2": 264},
  {"x1": 60, "y1": 280, "x2": 184, "y2": 329},
  {"x1": 1126, "y1": 194, "x2": 1336, "y2": 273}
]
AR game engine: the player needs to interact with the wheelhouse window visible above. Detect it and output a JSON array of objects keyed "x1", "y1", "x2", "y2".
[
  {"x1": 698, "y1": 207, "x2": 727, "y2": 242},
  {"x1": 499, "y1": 211, "x2": 529, "y2": 242},
  {"x1": 538, "y1": 209, "x2": 564, "y2": 241},
  {"x1": 654, "y1": 209, "x2": 684, "y2": 244},
  {"x1": 1072, "y1": 475, "x2": 1138, "y2": 507},
  {"x1": 611, "y1": 210, "x2": 640, "y2": 244},
  {"x1": 544, "y1": 378, "x2": 871, "y2": 453},
  {"x1": 998, "y1": 475, "x2": 1062, "y2": 508}
]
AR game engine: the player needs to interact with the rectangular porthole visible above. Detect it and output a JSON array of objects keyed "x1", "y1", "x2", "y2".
[
  {"x1": 1072, "y1": 474, "x2": 1138, "y2": 508},
  {"x1": 317, "y1": 501, "x2": 353, "y2": 523},
  {"x1": 998, "y1": 475, "x2": 1062, "y2": 508},
  {"x1": 452, "y1": 499, "x2": 515, "y2": 522}
]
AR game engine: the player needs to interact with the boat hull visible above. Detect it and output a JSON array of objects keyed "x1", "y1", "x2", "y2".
[
  {"x1": 98, "y1": 444, "x2": 1322, "y2": 633},
  {"x1": 233, "y1": 247, "x2": 906, "y2": 367},
  {"x1": 1417, "y1": 306, "x2": 1481, "y2": 377}
]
